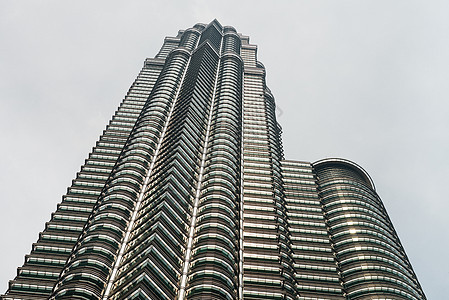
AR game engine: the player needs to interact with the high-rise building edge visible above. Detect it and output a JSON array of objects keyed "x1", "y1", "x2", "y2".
[{"x1": 3, "y1": 20, "x2": 426, "y2": 300}]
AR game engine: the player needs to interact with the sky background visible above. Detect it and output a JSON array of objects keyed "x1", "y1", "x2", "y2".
[{"x1": 1, "y1": 1, "x2": 447, "y2": 298}]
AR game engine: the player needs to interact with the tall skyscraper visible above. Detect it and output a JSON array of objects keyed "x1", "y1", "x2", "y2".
[{"x1": 3, "y1": 20, "x2": 426, "y2": 300}]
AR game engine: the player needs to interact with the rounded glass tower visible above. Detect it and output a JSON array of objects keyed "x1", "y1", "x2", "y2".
[{"x1": 313, "y1": 158, "x2": 425, "y2": 299}]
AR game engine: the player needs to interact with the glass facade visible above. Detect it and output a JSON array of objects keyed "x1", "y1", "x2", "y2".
[
  {"x1": 313, "y1": 159, "x2": 424, "y2": 299},
  {"x1": 3, "y1": 20, "x2": 426, "y2": 300}
]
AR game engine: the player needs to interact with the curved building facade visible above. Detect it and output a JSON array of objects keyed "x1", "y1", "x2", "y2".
[
  {"x1": 313, "y1": 159, "x2": 424, "y2": 299},
  {"x1": 3, "y1": 20, "x2": 425, "y2": 300}
]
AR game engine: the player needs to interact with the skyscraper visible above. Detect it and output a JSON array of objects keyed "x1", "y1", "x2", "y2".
[{"x1": 3, "y1": 19, "x2": 426, "y2": 300}]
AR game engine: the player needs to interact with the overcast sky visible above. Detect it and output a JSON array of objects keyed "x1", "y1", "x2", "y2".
[{"x1": 1, "y1": 1, "x2": 447, "y2": 298}]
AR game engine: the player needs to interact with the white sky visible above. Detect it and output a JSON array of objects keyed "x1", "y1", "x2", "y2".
[{"x1": 1, "y1": 1, "x2": 447, "y2": 298}]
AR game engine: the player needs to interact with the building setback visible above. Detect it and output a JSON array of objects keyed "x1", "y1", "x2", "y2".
[{"x1": 3, "y1": 20, "x2": 426, "y2": 300}]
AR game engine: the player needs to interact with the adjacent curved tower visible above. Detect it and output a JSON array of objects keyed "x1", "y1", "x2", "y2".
[
  {"x1": 3, "y1": 20, "x2": 426, "y2": 300},
  {"x1": 313, "y1": 159, "x2": 424, "y2": 299}
]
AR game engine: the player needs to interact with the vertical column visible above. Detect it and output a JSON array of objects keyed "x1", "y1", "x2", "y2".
[
  {"x1": 177, "y1": 23, "x2": 224, "y2": 299},
  {"x1": 240, "y1": 45, "x2": 296, "y2": 299},
  {"x1": 106, "y1": 29, "x2": 225, "y2": 300},
  {"x1": 264, "y1": 87, "x2": 297, "y2": 299},
  {"x1": 184, "y1": 31, "x2": 243, "y2": 299},
  {"x1": 282, "y1": 160, "x2": 345, "y2": 299}
]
